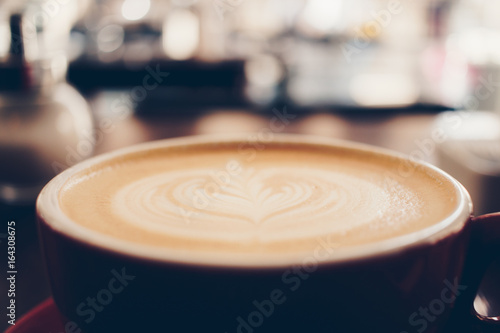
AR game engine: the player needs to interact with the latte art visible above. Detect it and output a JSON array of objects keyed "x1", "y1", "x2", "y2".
[
  {"x1": 113, "y1": 167, "x2": 411, "y2": 243},
  {"x1": 59, "y1": 140, "x2": 458, "y2": 257}
]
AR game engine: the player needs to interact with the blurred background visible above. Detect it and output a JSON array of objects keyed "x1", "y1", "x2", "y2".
[{"x1": 1, "y1": 0, "x2": 500, "y2": 331}]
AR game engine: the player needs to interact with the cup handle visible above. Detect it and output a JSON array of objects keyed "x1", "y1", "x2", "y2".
[
  {"x1": 448, "y1": 212, "x2": 500, "y2": 332},
  {"x1": 468, "y1": 213, "x2": 500, "y2": 324}
]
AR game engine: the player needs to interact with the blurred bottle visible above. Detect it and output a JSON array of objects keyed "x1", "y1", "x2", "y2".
[{"x1": 0, "y1": 1, "x2": 94, "y2": 205}]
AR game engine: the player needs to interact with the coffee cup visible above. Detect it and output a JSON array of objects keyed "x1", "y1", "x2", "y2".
[{"x1": 36, "y1": 135, "x2": 500, "y2": 332}]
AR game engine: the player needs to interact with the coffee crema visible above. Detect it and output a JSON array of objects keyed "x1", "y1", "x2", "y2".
[{"x1": 59, "y1": 140, "x2": 459, "y2": 258}]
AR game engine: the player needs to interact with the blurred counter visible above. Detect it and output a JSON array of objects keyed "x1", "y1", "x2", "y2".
[{"x1": 89, "y1": 91, "x2": 438, "y2": 157}]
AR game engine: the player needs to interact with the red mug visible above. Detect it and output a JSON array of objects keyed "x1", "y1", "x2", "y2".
[{"x1": 36, "y1": 135, "x2": 500, "y2": 332}]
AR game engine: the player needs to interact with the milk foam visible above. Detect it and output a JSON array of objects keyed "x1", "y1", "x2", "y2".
[
  {"x1": 59, "y1": 142, "x2": 458, "y2": 256},
  {"x1": 113, "y1": 167, "x2": 405, "y2": 243}
]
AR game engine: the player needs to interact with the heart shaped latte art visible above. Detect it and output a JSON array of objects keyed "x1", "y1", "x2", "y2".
[{"x1": 112, "y1": 166, "x2": 418, "y2": 244}]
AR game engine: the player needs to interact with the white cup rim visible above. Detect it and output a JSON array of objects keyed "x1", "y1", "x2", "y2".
[{"x1": 36, "y1": 134, "x2": 473, "y2": 268}]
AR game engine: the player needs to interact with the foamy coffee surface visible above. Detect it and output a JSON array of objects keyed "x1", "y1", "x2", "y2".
[{"x1": 59, "y1": 141, "x2": 458, "y2": 258}]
